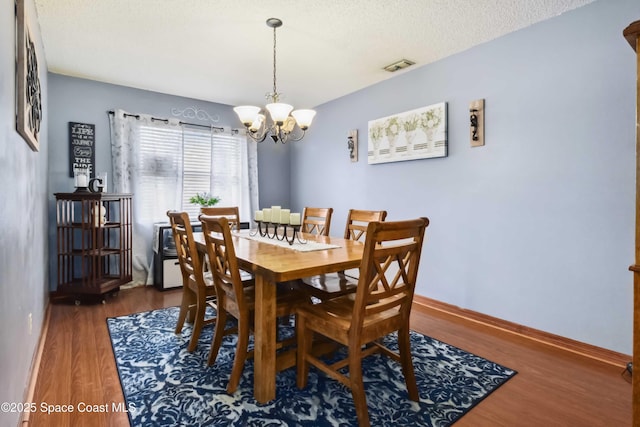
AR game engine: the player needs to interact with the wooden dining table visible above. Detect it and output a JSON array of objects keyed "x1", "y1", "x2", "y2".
[{"x1": 194, "y1": 229, "x2": 365, "y2": 403}]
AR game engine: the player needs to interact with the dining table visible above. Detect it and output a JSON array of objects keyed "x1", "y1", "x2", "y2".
[{"x1": 194, "y1": 228, "x2": 365, "y2": 403}]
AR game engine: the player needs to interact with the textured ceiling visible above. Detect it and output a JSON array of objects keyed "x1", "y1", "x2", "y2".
[{"x1": 34, "y1": 0, "x2": 595, "y2": 109}]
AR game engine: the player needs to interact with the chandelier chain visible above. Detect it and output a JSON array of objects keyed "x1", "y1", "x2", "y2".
[{"x1": 272, "y1": 24, "x2": 278, "y2": 101}]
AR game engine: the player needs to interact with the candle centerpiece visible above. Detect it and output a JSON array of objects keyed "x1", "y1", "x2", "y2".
[{"x1": 251, "y1": 205, "x2": 306, "y2": 245}]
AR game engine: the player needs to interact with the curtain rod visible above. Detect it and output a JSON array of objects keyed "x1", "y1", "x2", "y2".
[{"x1": 107, "y1": 110, "x2": 238, "y2": 133}]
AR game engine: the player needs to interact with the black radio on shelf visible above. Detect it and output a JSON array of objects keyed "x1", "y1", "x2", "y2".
[
  {"x1": 153, "y1": 220, "x2": 250, "y2": 291},
  {"x1": 153, "y1": 222, "x2": 199, "y2": 291}
]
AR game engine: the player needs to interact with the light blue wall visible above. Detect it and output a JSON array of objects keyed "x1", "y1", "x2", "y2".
[
  {"x1": 0, "y1": 0, "x2": 49, "y2": 425},
  {"x1": 291, "y1": 0, "x2": 639, "y2": 354}
]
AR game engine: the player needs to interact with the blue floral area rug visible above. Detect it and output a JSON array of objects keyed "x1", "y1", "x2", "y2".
[{"x1": 107, "y1": 307, "x2": 516, "y2": 426}]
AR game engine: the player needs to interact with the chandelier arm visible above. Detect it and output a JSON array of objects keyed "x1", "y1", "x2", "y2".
[
  {"x1": 285, "y1": 128, "x2": 306, "y2": 142},
  {"x1": 276, "y1": 124, "x2": 286, "y2": 144},
  {"x1": 247, "y1": 128, "x2": 268, "y2": 143}
]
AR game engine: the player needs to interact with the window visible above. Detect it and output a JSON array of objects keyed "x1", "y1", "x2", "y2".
[
  {"x1": 109, "y1": 109, "x2": 258, "y2": 286},
  {"x1": 137, "y1": 124, "x2": 249, "y2": 222}
]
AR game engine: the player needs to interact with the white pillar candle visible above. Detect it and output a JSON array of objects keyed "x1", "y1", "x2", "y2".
[
  {"x1": 255, "y1": 210, "x2": 263, "y2": 221},
  {"x1": 290, "y1": 213, "x2": 301, "y2": 225},
  {"x1": 280, "y1": 209, "x2": 290, "y2": 224},
  {"x1": 271, "y1": 206, "x2": 281, "y2": 223},
  {"x1": 262, "y1": 208, "x2": 272, "y2": 223},
  {"x1": 76, "y1": 173, "x2": 88, "y2": 187}
]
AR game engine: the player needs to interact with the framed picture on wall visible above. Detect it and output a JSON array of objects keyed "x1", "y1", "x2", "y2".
[
  {"x1": 15, "y1": 0, "x2": 43, "y2": 152},
  {"x1": 368, "y1": 102, "x2": 447, "y2": 164}
]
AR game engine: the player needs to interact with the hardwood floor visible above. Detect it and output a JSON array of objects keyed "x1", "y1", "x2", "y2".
[{"x1": 27, "y1": 286, "x2": 631, "y2": 426}]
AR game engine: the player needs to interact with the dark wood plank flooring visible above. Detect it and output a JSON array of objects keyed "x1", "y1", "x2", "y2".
[{"x1": 27, "y1": 286, "x2": 631, "y2": 426}]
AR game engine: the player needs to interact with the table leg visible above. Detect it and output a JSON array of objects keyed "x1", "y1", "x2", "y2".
[{"x1": 253, "y1": 273, "x2": 277, "y2": 403}]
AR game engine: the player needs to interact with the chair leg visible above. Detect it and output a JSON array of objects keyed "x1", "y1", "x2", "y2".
[
  {"x1": 296, "y1": 315, "x2": 311, "y2": 389},
  {"x1": 348, "y1": 347, "x2": 371, "y2": 427},
  {"x1": 398, "y1": 326, "x2": 419, "y2": 401},
  {"x1": 187, "y1": 297, "x2": 207, "y2": 352},
  {"x1": 175, "y1": 288, "x2": 195, "y2": 334},
  {"x1": 207, "y1": 309, "x2": 227, "y2": 366},
  {"x1": 227, "y1": 316, "x2": 250, "y2": 394}
]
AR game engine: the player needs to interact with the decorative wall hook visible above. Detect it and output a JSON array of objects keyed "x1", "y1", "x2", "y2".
[
  {"x1": 470, "y1": 110, "x2": 479, "y2": 140},
  {"x1": 348, "y1": 129, "x2": 358, "y2": 162},
  {"x1": 469, "y1": 99, "x2": 485, "y2": 147}
]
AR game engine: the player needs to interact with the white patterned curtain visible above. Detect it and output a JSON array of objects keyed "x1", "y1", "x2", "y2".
[
  {"x1": 245, "y1": 130, "x2": 260, "y2": 220},
  {"x1": 109, "y1": 108, "x2": 259, "y2": 286}
]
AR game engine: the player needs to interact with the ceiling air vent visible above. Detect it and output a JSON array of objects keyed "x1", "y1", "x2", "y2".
[{"x1": 383, "y1": 59, "x2": 415, "y2": 72}]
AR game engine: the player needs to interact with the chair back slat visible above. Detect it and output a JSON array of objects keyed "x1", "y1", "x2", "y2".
[
  {"x1": 353, "y1": 218, "x2": 428, "y2": 327},
  {"x1": 302, "y1": 207, "x2": 333, "y2": 236}
]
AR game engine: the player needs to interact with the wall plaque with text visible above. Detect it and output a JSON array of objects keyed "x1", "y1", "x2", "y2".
[{"x1": 68, "y1": 122, "x2": 95, "y2": 178}]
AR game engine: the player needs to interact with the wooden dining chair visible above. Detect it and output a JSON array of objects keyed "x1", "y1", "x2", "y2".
[
  {"x1": 200, "y1": 206, "x2": 242, "y2": 231},
  {"x1": 301, "y1": 207, "x2": 334, "y2": 236},
  {"x1": 199, "y1": 214, "x2": 310, "y2": 394},
  {"x1": 199, "y1": 206, "x2": 253, "y2": 282},
  {"x1": 301, "y1": 209, "x2": 387, "y2": 300},
  {"x1": 167, "y1": 210, "x2": 217, "y2": 352},
  {"x1": 296, "y1": 217, "x2": 429, "y2": 427}
]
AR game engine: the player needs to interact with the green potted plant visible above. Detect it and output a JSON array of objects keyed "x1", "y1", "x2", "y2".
[{"x1": 189, "y1": 192, "x2": 220, "y2": 207}]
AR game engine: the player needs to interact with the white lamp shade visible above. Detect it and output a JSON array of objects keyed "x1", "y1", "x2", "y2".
[
  {"x1": 291, "y1": 109, "x2": 316, "y2": 130},
  {"x1": 266, "y1": 103, "x2": 293, "y2": 123},
  {"x1": 282, "y1": 116, "x2": 296, "y2": 133},
  {"x1": 250, "y1": 114, "x2": 266, "y2": 132},
  {"x1": 234, "y1": 106, "x2": 261, "y2": 126}
]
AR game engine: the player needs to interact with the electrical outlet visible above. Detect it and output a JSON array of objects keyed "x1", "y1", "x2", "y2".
[{"x1": 28, "y1": 313, "x2": 32, "y2": 335}]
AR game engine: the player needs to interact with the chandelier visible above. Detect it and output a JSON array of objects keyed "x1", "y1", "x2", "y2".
[{"x1": 234, "y1": 18, "x2": 316, "y2": 144}]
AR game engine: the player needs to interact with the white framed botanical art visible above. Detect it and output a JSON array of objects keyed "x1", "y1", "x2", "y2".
[
  {"x1": 15, "y1": 0, "x2": 43, "y2": 152},
  {"x1": 368, "y1": 102, "x2": 447, "y2": 164}
]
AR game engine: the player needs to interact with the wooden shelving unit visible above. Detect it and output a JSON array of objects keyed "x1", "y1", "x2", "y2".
[{"x1": 53, "y1": 192, "x2": 133, "y2": 303}]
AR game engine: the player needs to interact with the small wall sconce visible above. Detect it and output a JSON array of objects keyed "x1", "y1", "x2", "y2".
[
  {"x1": 469, "y1": 99, "x2": 485, "y2": 147},
  {"x1": 347, "y1": 129, "x2": 358, "y2": 162}
]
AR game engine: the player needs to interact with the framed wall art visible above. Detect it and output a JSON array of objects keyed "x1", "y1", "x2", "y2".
[
  {"x1": 68, "y1": 122, "x2": 96, "y2": 177},
  {"x1": 368, "y1": 102, "x2": 447, "y2": 164},
  {"x1": 15, "y1": 0, "x2": 43, "y2": 152}
]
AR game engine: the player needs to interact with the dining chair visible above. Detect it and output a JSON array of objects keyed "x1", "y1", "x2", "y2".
[
  {"x1": 300, "y1": 209, "x2": 387, "y2": 300},
  {"x1": 199, "y1": 206, "x2": 253, "y2": 282},
  {"x1": 167, "y1": 210, "x2": 216, "y2": 352},
  {"x1": 296, "y1": 217, "x2": 429, "y2": 427},
  {"x1": 301, "y1": 207, "x2": 333, "y2": 236},
  {"x1": 199, "y1": 214, "x2": 310, "y2": 394},
  {"x1": 200, "y1": 206, "x2": 242, "y2": 231}
]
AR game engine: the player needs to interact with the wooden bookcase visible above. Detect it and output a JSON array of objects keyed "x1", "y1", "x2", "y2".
[
  {"x1": 623, "y1": 19, "x2": 640, "y2": 427},
  {"x1": 54, "y1": 192, "x2": 133, "y2": 303}
]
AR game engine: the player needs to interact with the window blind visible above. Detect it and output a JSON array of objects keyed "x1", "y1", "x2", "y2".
[{"x1": 137, "y1": 124, "x2": 245, "y2": 221}]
